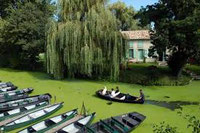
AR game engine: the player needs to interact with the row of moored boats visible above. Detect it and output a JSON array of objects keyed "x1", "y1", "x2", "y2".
[{"x1": 0, "y1": 81, "x2": 146, "y2": 133}]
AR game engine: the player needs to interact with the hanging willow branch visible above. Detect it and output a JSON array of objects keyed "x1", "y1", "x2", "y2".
[{"x1": 46, "y1": 0, "x2": 127, "y2": 81}]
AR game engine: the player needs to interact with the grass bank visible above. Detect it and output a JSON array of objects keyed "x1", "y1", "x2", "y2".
[
  {"x1": 120, "y1": 63, "x2": 191, "y2": 86},
  {"x1": 0, "y1": 68, "x2": 199, "y2": 133}
]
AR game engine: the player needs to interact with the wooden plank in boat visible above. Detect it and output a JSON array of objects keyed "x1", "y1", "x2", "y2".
[{"x1": 45, "y1": 115, "x2": 83, "y2": 133}]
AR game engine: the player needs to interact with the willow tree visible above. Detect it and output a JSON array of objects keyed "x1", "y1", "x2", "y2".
[{"x1": 46, "y1": 0, "x2": 127, "y2": 81}]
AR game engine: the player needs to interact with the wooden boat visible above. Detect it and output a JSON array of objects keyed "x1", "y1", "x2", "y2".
[
  {"x1": 0, "y1": 101, "x2": 48, "y2": 122},
  {"x1": 96, "y1": 90, "x2": 144, "y2": 104},
  {"x1": 57, "y1": 112, "x2": 96, "y2": 133},
  {"x1": 0, "y1": 86, "x2": 18, "y2": 93},
  {"x1": 0, "y1": 93, "x2": 52, "y2": 112},
  {"x1": 0, "y1": 82, "x2": 14, "y2": 88},
  {"x1": 0, "y1": 88, "x2": 34, "y2": 103},
  {"x1": 1, "y1": 102, "x2": 63, "y2": 131},
  {"x1": 80, "y1": 112, "x2": 146, "y2": 133},
  {"x1": 18, "y1": 108, "x2": 78, "y2": 133}
]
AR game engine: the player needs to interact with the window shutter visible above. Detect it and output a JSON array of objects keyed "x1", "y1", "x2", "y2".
[
  {"x1": 134, "y1": 49, "x2": 137, "y2": 58},
  {"x1": 144, "y1": 50, "x2": 148, "y2": 57}
]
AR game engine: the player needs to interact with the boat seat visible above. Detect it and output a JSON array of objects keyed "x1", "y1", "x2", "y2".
[
  {"x1": 50, "y1": 115, "x2": 62, "y2": 123},
  {"x1": 8, "y1": 108, "x2": 20, "y2": 115},
  {"x1": 0, "y1": 113, "x2": 5, "y2": 117},
  {"x1": 44, "y1": 109, "x2": 49, "y2": 113},
  {"x1": 45, "y1": 119, "x2": 56, "y2": 127},
  {"x1": 12, "y1": 103, "x2": 18, "y2": 107},
  {"x1": 122, "y1": 117, "x2": 139, "y2": 128},
  {"x1": 85, "y1": 126, "x2": 96, "y2": 133},
  {"x1": 62, "y1": 114, "x2": 68, "y2": 119},
  {"x1": 32, "y1": 121, "x2": 47, "y2": 132},
  {"x1": 100, "y1": 120, "x2": 119, "y2": 133},
  {"x1": 24, "y1": 105, "x2": 36, "y2": 110},
  {"x1": 27, "y1": 127, "x2": 37, "y2": 133},
  {"x1": 76, "y1": 115, "x2": 92, "y2": 127},
  {"x1": 61, "y1": 123, "x2": 80, "y2": 133},
  {"x1": 128, "y1": 113, "x2": 142, "y2": 122},
  {"x1": 111, "y1": 117, "x2": 129, "y2": 132}
]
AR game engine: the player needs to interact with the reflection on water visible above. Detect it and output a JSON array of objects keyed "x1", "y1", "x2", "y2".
[{"x1": 146, "y1": 100, "x2": 200, "y2": 110}]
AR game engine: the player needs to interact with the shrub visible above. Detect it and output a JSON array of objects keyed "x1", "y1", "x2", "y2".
[
  {"x1": 153, "y1": 122, "x2": 178, "y2": 133},
  {"x1": 119, "y1": 63, "x2": 191, "y2": 86},
  {"x1": 178, "y1": 111, "x2": 200, "y2": 133}
]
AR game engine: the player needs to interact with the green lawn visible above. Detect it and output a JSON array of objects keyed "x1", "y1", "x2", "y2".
[{"x1": 0, "y1": 68, "x2": 199, "y2": 133}]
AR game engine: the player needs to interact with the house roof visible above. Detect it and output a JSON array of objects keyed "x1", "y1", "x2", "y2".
[{"x1": 121, "y1": 30, "x2": 150, "y2": 40}]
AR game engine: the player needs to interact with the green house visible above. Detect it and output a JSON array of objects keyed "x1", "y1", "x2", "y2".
[{"x1": 121, "y1": 30, "x2": 156, "y2": 62}]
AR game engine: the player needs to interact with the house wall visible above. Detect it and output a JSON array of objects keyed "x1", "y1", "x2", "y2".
[{"x1": 127, "y1": 39, "x2": 156, "y2": 62}]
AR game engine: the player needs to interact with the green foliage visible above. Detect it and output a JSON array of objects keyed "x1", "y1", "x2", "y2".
[
  {"x1": 119, "y1": 63, "x2": 191, "y2": 86},
  {"x1": 186, "y1": 115, "x2": 200, "y2": 133},
  {"x1": 178, "y1": 109, "x2": 200, "y2": 133},
  {"x1": 153, "y1": 122, "x2": 178, "y2": 133},
  {"x1": 108, "y1": 1, "x2": 144, "y2": 31},
  {"x1": 137, "y1": 0, "x2": 200, "y2": 77},
  {"x1": 153, "y1": 108, "x2": 200, "y2": 133},
  {"x1": 46, "y1": 0, "x2": 127, "y2": 81},
  {"x1": 0, "y1": 0, "x2": 55, "y2": 70},
  {"x1": 0, "y1": 0, "x2": 16, "y2": 18},
  {"x1": 185, "y1": 64, "x2": 200, "y2": 75},
  {"x1": 0, "y1": 17, "x2": 7, "y2": 46}
]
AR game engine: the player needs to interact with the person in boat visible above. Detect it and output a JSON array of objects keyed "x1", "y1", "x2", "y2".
[
  {"x1": 115, "y1": 86, "x2": 120, "y2": 96},
  {"x1": 111, "y1": 88, "x2": 115, "y2": 97},
  {"x1": 125, "y1": 93, "x2": 131, "y2": 99},
  {"x1": 102, "y1": 86, "x2": 107, "y2": 95},
  {"x1": 115, "y1": 86, "x2": 120, "y2": 93},
  {"x1": 110, "y1": 88, "x2": 120, "y2": 98},
  {"x1": 136, "y1": 89, "x2": 145, "y2": 102}
]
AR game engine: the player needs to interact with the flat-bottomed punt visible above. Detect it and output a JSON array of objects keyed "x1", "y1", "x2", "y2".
[
  {"x1": 19, "y1": 108, "x2": 78, "y2": 133},
  {"x1": 0, "y1": 82, "x2": 14, "y2": 89},
  {"x1": 0, "y1": 93, "x2": 51, "y2": 112},
  {"x1": 0, "y1": 88, "x2": 34, "y2": 103},
  {"x1": 80, "y1": 112, "x2": 146, "y2": 133},
  {"x1": 0, "y1": 101, "x2": 48, "y2": 121},
  {"x1": 57, "y1": 112, "x2": 96, "y2": 133},
  {"x1": 1, "y1": 102, "x2": 63, "y2": 131},
  {"x1": 0, "y1": 86, "x2": 18, "y2": 93},
  {"x1": 96, "y1": 90, "x2": 144, "y2": 104}
]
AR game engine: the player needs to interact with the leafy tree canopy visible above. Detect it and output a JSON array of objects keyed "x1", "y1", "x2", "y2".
[
  {"x1": 0, "y1": 0, "x2": 55, "y2": 69},
  {"x1": 137, "y1": 0, "x2": 200, "y2": 77},
  {"x1": 108, "y1": 1, "x2": 143, "y2": 31},
  {"x1": 46, "y1": 0, "x2": 127, "y2": 80}
]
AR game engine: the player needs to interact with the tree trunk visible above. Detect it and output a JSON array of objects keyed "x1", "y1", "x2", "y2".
[{"x1": 168, "y1": 52, "x2": 188, "y2": 78}]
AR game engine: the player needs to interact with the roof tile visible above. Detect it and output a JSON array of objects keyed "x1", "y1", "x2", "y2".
[{"x1": 121, "y1": 30, "x2": 150, "y2": 40}]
